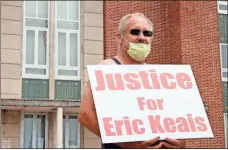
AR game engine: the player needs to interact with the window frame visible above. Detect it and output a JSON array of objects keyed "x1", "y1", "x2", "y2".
[
  {"x1": 218, "y1": 1, "x2": 228, "y2": 148},
  {"x1": 54, "y1": 1, "x2": 81, "y2": 81},
  {"x1": 220, "y1": 43, "x2": 228, "y2": 82},
  {"x1": 224, "y1": 113, "x2": 228, "y2": 148},
  {"x1": 22, "y1": 1, "x2": 50, "y2": 79},
  {"x1": 217, "y1": 1, "x2": 228, "y2": 14},
  {"x1": 218, "y1": 1, "x2": 228, "y2": 82},
  {"x1": 20, "y1": 113, "x2": 49, "y2": 148},
  {"x1": 53, "y1": 114, "x2": 81, "y2": 148}
]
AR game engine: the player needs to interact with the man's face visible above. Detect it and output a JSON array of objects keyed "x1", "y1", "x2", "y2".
[{"x1": 120, "y1": 16, "x2": 153, "y2": 49}]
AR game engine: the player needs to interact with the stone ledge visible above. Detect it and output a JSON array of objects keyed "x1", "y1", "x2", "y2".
[{"x1": 1, "y1": 99, "x2": 81, "y2": 107}]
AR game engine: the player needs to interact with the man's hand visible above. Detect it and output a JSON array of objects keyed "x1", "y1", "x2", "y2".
[
  {"x1": 161, "y1": 138, "x2": 185, "y2": 149},
  {"x1": 117, "y1": 136, "x2": 163, "y2": 149}
]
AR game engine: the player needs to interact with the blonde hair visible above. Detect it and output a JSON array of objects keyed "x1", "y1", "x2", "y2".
[{"x1": 118, "y1": 13, "x2": 154, "y2": 34}]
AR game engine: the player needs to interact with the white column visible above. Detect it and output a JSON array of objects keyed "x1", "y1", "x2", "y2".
[{"x1": 56, "y1": 107, "x2": 63, "y2": 148}]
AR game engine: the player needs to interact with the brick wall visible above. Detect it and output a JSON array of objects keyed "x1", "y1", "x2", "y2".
[
  {"x1": 179, "y1": 1, "x2": 224, "y2": 148},
  {"x1": 104, "y1": 1, "x2": 225, "y2": 148},
  {"x1": 104, "y1": 1, "x2": 177, "y2": 64}
]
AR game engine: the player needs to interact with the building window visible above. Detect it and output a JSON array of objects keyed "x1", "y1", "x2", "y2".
[
  {"x1": 218, "y1": 1, "x2": 228, "y2": 148},
  {"x1": 225, "y1": 113, "x2": 228, "y2": 148},
  {"x1": 222, "y1": 82, "x2": 228, "y2": 113},
  {"x1": 22, "y1": 1, "x2": 50, "y2": 99},
  {"x1": 218, "y1": 13, "x2": 227, "y2": 81},
  {"x1": 54, "y1": 1, "x2": 81, "y2": 100},
  {"x1": 20, "y1": 113, "x2": 48, "y2": 148},
  {"x1": 63, "y1": 115, "x2": 80, "y2": 148},
  {"x1": 218, "y1": 1, "x2": 228, "y2": 14},
  {"x1": 55, "y1": 1, "x2": 80, "y2": 80},
  {"x1": 219, "y1": 14, "x2": 228, "y2": 43},
  {"x1": 218, "y1": 1, "x2": 228, "y2": 112},
  {"x1": 23, "y1": 1, "x2": 50, "y2": 79},
  {"x1": 220, "y1": 43, "x2": 228, "y2": 81},
  {"x1": 54, "y1": 114, "x2": 80, "y2": 148}
]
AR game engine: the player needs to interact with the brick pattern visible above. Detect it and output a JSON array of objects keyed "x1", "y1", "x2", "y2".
[
  {"x1": 179, "y1": 1, "x2": 225, "y2": 148},
  {"x1": 104, "y1": 1, "x2": 175, "y2": 64},
  {"x1": 104, "y1": 1, "x2": 225, "y2": 148}
]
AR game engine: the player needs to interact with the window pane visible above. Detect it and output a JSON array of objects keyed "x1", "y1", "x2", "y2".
[
  {"x1": 26, "y1": 68, "x2": 46, "y2": 75},
  {"x1": 63, "y1": 116, "x2": 66, "y2": 148},
  {"x1": 222, "y1": 82, "x2": 228, "y2": 112},
  {"x1": 69, "y1": 116, "x2": 77, "y2": 119},
  {"x1": 38, "y1": 1, "x2": 48, "y2": 18},
  {"x1": 219, "y1": 4, "x2": 228, "y2": 11},
  {"x1": 36, "y1": 115, "x2": 45, "y2": 148},
  {"x1": 70, "y1": 33, "x2": 78, "y2": 66},
  {"x1": 57, "y1": 1, "x2": 67, "y2": 20},
  {"x1": 23, "y1": 115, "x2": 33, "y2": 148},
  {"x1": 219, "y1": 14, "x2": 228, "y2": 43},
  {"x1": 58, "y1": 70, "x2": 78, "y2": 76},
  {"x1": 58, "y1": 32, "x2": 66, "y2": 66},
  {"x1": 38, "y1": 31, "x2": 47, "y2": 65},
  {"x1": 69, "y1": 116, "x2": 78, "y2": 148},
  {"x1": 57, "y1": 21, "x2": 79, "y2": 30},
  {"x1": 26, "y1": 1, "x2": 36, "y2": 17},
  {"x1": 221, "y1": 44, "x2": 228, "y2": 68},
  {"x1": 69, "y1": 1, "x2": 79, "y2": 21},
  {"x1": 26, "y1": 18, "x2": 48, "y2": 28},
  {"x1": 26, "y1": 30, "x2": 35, "y2": 64},
  {"x1": 225, "y1": 113, "x2": 228, "y2": 148}
]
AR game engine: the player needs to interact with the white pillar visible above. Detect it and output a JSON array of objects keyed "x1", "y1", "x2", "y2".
[{"x1": 56, "y1": 107, "x2": 63, "y2": 148}]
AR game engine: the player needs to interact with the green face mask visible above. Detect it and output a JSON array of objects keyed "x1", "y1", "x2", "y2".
[{"x1": 121, "y1": 35, "x2": 151, "y2": 61}]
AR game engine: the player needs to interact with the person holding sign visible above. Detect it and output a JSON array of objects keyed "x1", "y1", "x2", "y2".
[{"x1": 79, "y1": 13, "x2": 185, "y2": 149}]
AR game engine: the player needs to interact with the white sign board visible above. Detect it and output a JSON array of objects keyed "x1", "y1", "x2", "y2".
[{"x1": 87, "y1": 65, "x2": 214, "y2": 144}]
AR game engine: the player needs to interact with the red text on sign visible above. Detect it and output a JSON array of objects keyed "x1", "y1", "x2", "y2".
[
  {"x1": 103, "y1": 117, "x2": 145, "y2": 136},
  {"x1": 148, "y1": 114, "x2": 207, "y2": 133},
  {"x1": 94, "y1": 70, "x2": 193, "y2": 91},
  {"x1": 137, "y1": 97, "x2": 164, "y2": 111}
]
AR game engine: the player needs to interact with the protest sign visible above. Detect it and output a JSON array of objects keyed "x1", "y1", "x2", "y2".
[{"x1": 87, "y1": 65, "x2": 214, "y2": 143}]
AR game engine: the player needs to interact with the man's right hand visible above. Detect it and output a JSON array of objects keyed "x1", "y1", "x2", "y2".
[{"x1": 117, "y1": 136, "x2": 163, "y2": 149}]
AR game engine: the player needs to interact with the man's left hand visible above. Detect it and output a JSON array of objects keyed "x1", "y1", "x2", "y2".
[{"x1": 161, "y1": 138, "x2": 185, "y2": 149}]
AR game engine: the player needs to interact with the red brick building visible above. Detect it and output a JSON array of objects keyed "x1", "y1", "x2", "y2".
[{"x1": 104, "y1": 1, "x2": 227, "y2": 149}]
